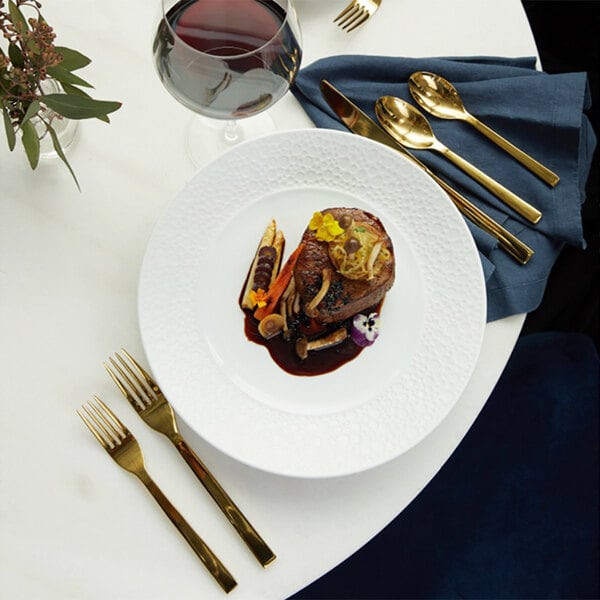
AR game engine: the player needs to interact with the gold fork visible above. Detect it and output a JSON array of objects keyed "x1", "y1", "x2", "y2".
[
  {"x1": 76, "y1": 396, "x2": 237, "y2": 594},
  {"x1": 334, "y1": 0, "x2": 382, "y2": 32},
  {"x1": 105, "y1": 349, "x2": 276, "y2": 568}
]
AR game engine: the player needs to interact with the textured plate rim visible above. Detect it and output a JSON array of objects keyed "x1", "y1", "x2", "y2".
[{"x1": 138, "y1": 128, "x2": 486, "y2": 478}]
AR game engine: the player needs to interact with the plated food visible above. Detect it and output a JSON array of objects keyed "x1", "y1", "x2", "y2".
[{"x1": 239, "y1": 208, "x2": 395, "y2": 376}]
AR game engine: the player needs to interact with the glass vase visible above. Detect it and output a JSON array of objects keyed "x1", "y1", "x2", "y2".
[{"x1": 33, "y1": 78, "x2": 79, "y2": 159}]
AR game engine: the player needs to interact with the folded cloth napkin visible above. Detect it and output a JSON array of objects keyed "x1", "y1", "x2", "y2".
[{"x1": 291, "y1": 56, "x2": 597, "y2": 321}]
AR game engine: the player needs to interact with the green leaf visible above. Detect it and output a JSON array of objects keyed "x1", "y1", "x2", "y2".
[
  {"x1": 21, "y1": 120, "x2": 40, "y2": 169},
  {"x1": 47, "y1": 125, "x2": 81, "y2": 191},
  {"x1": 43, "y1": 93, "x2": 122, "y2": 121},
  {"x1": 8, "y1": 43, "x2": 25, "y2": 68},
  {"x1": 8, "y1": 0, "x2": 29, "y2": 36},
  {"x1": 46, "y1": 66, "x2": 94, "y2": 89},
  {"x1": 2, "y1": 104, "x2": 17, "y2": 151},
  {"x1": 21, "y1": 99, "x2": 41, "y2": 125},
  {"x1": 58, "y1": 82, "x2": 92, "y2": 99},
  {"x1": 54, "y1": 46, "x2": 91, "y2": 71}
]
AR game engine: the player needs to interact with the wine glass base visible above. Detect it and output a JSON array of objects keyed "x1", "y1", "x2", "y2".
[{"x1": 186, "y1": 113, "x2": 277, "y2": 168}]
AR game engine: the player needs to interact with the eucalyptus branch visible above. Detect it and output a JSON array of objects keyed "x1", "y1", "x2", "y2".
[{"x1": 1, "y1": 0, "x2": 122, "y2": 189}]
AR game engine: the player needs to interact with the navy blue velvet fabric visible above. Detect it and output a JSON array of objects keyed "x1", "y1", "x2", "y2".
[{"x1": 289, "y1": 332, "x2": 599, "y2": 599}]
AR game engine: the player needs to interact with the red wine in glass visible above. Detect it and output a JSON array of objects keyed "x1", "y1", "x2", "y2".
[{"x1": 153, "y1": 0, "x2": 302, "y2": 121}]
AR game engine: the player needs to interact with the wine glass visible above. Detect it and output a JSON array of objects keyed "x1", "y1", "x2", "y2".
[{"x1": 153, "y1": 0, "x2": 302, "y2": 166}]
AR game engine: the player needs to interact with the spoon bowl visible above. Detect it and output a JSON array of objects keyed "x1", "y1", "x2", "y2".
[
  {"x1": 375, "y1": 95, "x2": 439, "y2": 150},
  {"x1": 408, "y1": 71, "x2": 469, "y2": 120},
  {"x1": 408, "y1": 71, "x2": 560, "y2": 187},
  {"x1": 375, "y1": 96, "x2": 542, "y2": 224}
]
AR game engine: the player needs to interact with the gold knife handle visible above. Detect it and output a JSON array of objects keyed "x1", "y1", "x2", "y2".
[
  {"x1": 394, "y1": 143, "x2": 534, "y2": 264},
  {"x1": 174, "y1": 437, "x2": 276, "y2": 567},
  {"x1": 442, "y1": 146, "x2": 542, "y2": 224},
  {"x1": 138, "y1": 472, "x2": 237, "y2": 593},
  {"x1": 467, "y1": 115, "x2": 560, "y2": 187},
  {"x1": 431, "y1": 172, "x2": 534, "y2": 265}
]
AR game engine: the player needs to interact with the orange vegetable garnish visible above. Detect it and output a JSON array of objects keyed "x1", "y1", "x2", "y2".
[{"x1": 253, "y1": 242, "x2": 305, "y2": 321}]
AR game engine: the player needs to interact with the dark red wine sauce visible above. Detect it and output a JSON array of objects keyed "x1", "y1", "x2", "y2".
[{"x1": 242, "y1": 312, "x2": 364, "y2": 377}]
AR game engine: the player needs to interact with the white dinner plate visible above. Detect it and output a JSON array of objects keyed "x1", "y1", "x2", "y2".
[{"x1": 138, "y1": 128, "x2": 486, "y2": 478}]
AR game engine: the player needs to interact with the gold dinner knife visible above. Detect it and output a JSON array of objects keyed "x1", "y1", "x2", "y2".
[{"x1": 320, "y1": 80, "x2": 534, "y2": 265}]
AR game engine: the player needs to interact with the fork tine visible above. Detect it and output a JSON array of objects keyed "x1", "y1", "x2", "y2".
[
  {"x1": 114, "y1": 354, "x2": 150, "y2": 398},
  {"x1": 345, "y1": 10, "x2": 369, "y2": 31},
  {"x1": 334, "y1": 2, "x2": 358, "y2": 23},
  {"x1": 77, "y1": 406, "x2": 110, "y2": 449},
  {"x1": 77, "y1": 396, "x2": 125, "y2": 448},
  {"x1": 83, "y1": 403, "x2": 116, "y2": 446},
  {"x1": 121, "y1": 348, "x2": 158, "y2": 391},
  {"x1": 339, "y1": 7, "x2": 360, "y2": 26},
  {"x1": 343, "y1": 10, "x2": 363, "y2": 29},
  {"x1": 340, "y1": 6, "x2": 365, "y2": 29},
  {"x1": 334, "y1": 0, "x2": 380, "y2": 31},
  {"x1": 104, "y1": 360, "x2": 130, "y2": 399},
  {"x1": 105, "y1": 358, "x2": 148, "y2": 410},
  {"x1": 90, "y1": 395, "x2": 127, "y2": 441}
]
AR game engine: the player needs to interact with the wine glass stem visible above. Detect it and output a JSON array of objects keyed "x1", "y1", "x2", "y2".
[{"x1": 224, "y1": 120, "x2": 240, "y2": 145}]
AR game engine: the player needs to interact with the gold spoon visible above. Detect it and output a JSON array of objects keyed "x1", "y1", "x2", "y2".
[
  {"x1": 375, "y1": 95, "x2": 542, "y2": 224},
  {"x1": 408, "y1": 71, "x2": 560, "y2": 187}
]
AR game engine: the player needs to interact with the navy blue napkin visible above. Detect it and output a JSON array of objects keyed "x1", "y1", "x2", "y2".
[{"x1": 291, "y1": 56, "x2": 596, "y2": 321}]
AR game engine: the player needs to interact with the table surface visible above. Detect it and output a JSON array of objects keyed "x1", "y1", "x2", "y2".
[{"x1": 0, "y1": 1, "x2": 536, "y2": 598}]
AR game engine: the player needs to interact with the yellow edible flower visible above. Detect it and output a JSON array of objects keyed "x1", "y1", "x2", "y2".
[
  {"x1": 249, "y1": 288, "x2": 268, "y2": 308},
  {"x1": 309, "y1": 211, "x2": 344, "y2": 242}
]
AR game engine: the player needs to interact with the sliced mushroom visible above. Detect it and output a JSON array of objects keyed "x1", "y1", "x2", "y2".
[
  {"x1": 366, "y1": 240, "x2": 383, "y2": 280},
  {"x1": 308, "y1": 327, "x2": 347, "y2": 350},
  {"x1": 295, "y1": 336, "x2": 309, "y2": 360},
  {"x1": 280, "y1": 296, "x2": 289, "y2": 333},
  {"x1": 282, "y1": 276, "x2": 295, "y2": 301},
  {"x1": 295, "y1": 327, "x2": 348, "y2": 360},
  {"x1": 305, "y1": 268, "x2": 332, "y2": 316},
  {"x1": 286, "y1": 291, "x2": 296, "y2": 316},
  {"x1": 292, "y1": 292, "x2": 301, "y2": 315},
  {"x1": 258, "y1": 313, "x2": 285, "y2": 339}
]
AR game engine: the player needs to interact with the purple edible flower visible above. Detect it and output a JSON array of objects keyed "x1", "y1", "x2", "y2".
[{"x1": 351, "y1": 312, "x2": 380, "y2": 347}]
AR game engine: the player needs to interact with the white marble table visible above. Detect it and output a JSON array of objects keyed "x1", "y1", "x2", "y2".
[{"x1": 0, "y1": 1, "x2": 536, "y2": 598}]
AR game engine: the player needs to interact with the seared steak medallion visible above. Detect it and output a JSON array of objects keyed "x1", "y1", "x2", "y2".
[{"x1": 294, "y1": 208, "x2": 395, "y2": 323}]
